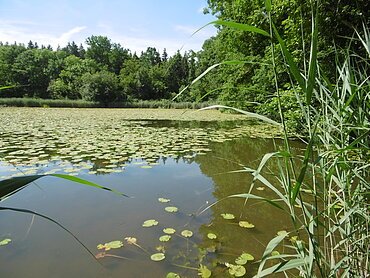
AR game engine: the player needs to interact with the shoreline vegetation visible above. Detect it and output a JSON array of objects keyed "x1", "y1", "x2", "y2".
[{"x1": 0, "y1": 97, "x2": 220, "y2": 109}]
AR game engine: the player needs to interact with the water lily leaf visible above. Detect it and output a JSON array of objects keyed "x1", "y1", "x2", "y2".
[
  {"x1": 207, "y1": 233, "x2": 217, "y2": 239},
  {"x1": 235, "y1": 252, "x2": 254, "y2": 265},
  {"x1": 158, "y1": 198, "x2": 171, "y2": 203},
  {"x1": 0, "y1": 238, "x2": 11, "y2": 246},
  {"x1": 166, "y1": 272, "x2": 180, "y2": 278},
  {"x1": 198, "y1": 264, "x2": 212, "y2": 278},
  {"x1": 181, "y1": 230, "x2": 193, "y2": 238},
  {"x1": 124, "y1": 237, "x2": 137, "y2": 245},
  {"x1": 97, "y1": 240, "x2": 123, "y2": 251},
  {"x1": 165, "y1": 206, "x2": 178, "y2": 213},
  {"x1": 159, "y1": 235, "x2": 171, "y2": 242},
  {"x1": 271, "y1": 250, "x2": 280, "y2": 256},
  {"x1": 226, "y1": 263, "x2": 246, "y2": 277},
  {"x1": 150, "y1": 252, "x2": 165, "y2": 261},
  {"x1": 221, "y1": 213, "x2": 235, "y2": 220},
  {"x1": 142, "y1": 219, "x2": 159, "y2": 227},
  {"x1": 277, "y1": 230, "x2": 288, "y2": 237},
  {"x1": 239, "y1": 221, "x2": 255, "y2": 228},
  {"x1": 163, "y1": 228, "x2": 176, "y2": 234}
]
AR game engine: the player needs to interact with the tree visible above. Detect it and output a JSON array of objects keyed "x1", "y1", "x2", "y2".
[{"x1": 80, "y1": 70, "x2": 123, "y2": 104}]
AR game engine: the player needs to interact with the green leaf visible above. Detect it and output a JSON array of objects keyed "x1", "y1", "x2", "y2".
[
  {"x1": 97, "y1": 240, "x2": 123, "y2": 251},
  {"x1": 210, "y1": 20, "x2": 270, "y2": 37},
  {"x1": 226, "y1": 263, "x2": 246, "y2": 277},
  {"x1": 265, "y1": 0, "x2": 272, "y2": 12},
  {"x1": 235, "y1": 252, "x2": 254, "y2": 265},
  {"x1": 150, "y1": 252, "x2": 165, "y2": 261},
  {"x1": 0, "y1": 174, "x2": 128, "y2": 201},
  {"x1": 199, "y1": 105, "x2": 281, "y2": 126},
  {"x1": 158, "y1": 197, "x2": 171, "y2": 203},
  {"x1": 181, "y1": 230, "x2": 193, "y2": 238},
  {"x1": 239, "y1": 221, "x2": 255, "y2": 228},
  {"x1": 0, "y1": 238, "x2": 11, "y2": 246},
  {"x1": 166, "y1": 273, "x2": 180, "y2": 278},
  {"x1": 163, "y1": 228, "x2": 176, "y2": 234},
  {"x1": 198, "y1": 264, "x2": 212, "y2": 278},
  {"x1": 272, "y1": 23, "x2": 305, "y2": 92},
  {"x1": 142, "y1": 219, "x2": 158, "y2": 227},
  {"x1": 207, "y1": 233, "x2": 217, "y2": 239},
  {"x1": 221, "y1": 213, "x2": 235, "y2": 220},
  {"x1": 164, "y1": 206, "x2": 178, "y2": 213},
  {"x1": 159, "y1": 235, "x2": 171, "y2": 242}
]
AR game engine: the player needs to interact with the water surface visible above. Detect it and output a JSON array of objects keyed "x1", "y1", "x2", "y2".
[{"x1": 0, "y1": 108, "x2": 300, "y2": 277}]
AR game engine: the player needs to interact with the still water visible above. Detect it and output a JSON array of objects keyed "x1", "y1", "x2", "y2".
[{"x1": 0, "y1": 109, "x2": 301, "y2": 277}]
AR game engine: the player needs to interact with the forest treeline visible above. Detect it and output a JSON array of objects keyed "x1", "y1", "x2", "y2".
[{"x1": 0, "y1": 0, "x2": 368, "y2": 127}]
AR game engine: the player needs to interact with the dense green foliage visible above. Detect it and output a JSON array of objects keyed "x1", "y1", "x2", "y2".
[
  {"x1": 0, "y1": 37, "x2": 196, "y2": 106},
  {"x1": 1, "y1": 1, "x2": 369, "y2": 129}
]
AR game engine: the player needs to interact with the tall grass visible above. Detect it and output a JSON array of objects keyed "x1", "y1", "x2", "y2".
[{"x1": 194, "y1": 3, "x2": 370, "y2": 277}]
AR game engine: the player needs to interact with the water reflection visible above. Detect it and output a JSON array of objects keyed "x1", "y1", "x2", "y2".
[{"x1": 0, "y1": 120, "x2": 302, "y2": 277}]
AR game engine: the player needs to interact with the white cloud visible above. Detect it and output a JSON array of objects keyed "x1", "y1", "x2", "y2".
[{"x1": 0, "y1": 20, "x2": 87, "y2": 49}]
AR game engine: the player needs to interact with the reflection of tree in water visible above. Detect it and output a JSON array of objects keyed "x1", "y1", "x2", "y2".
[{"x1": 193, "y1": 138, "x2": 294, "y2": 277}]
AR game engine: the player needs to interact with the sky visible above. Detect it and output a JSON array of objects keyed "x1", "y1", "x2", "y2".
[{"x1": 0, "y1": 0, "x2": 218, "y2": 55}]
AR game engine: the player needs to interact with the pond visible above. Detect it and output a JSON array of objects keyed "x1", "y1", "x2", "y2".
[{"x1": 0, "y1": 108, "x2": 301, "y2": 277}]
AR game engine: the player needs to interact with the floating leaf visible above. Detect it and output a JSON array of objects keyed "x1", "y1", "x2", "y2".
[
  {"x1": 159, "y1": 235, "x2": 171, "y2": 242},
  {"x1": 271, "y1": 250, "x2": 280, "y2": 256},
  {"x1": 158, "y1": 198, "x2": 171, "y2": 203},
  {"x1": 150, "y1": 252, "x2": 165, "y2": 261},
  {"x1": 156, "y1": 245, "x2": 166, "y2": 253},
  {"x1": 97, "y1": 240, "x2": 123, "y2": 251},
  {"x1": 207, "y1": 233, "x2": 217, "y2": 240},
  {"x1": 124, "y1": 237, "x2": 137, "y2": 245},
  {"x1": 163, "y1": 228, "x2": 176, "y2": 234},
  {"x1": 221, "y1": 213, "x2": 235, "y2": 220},
  {"x1": 165, "y1": 206, "x2": 178, "y2": 213},
  {"x1": 142, "y1": 219, "x2": 158, "y2": 227},
  {"x1": 235, "y1": 252, "x2": 254, "y2": 265},
  {"x1": 166, "y1": 272, "x2": 180, "y2": 278},
  {"x1": 181, "y1": 230, "x2": 193, "y2": 238},
  {"x1": 0, "y1": 238, "x2": 11, "y2": 246},
  {"x1": 226, "y1": 263, "x2": 246, "y2": 277},
  {"x1": 239, "y1": 221, "x2": 255, "y2": 228},
  {"x1": 256, "y1": 187, "x2": 265, "y2": 191},
  {"x1": 198, "y1": 264, "x2": 212, "y2": 278},
  {"x1": 277, "y1": 230, "x2": 288, "y2": 237}
]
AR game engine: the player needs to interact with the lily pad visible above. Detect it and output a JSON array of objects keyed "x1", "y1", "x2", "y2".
[
  {"x1": 163, "y1": 228, "x2": 176, "y2": 234},
  {"x1": 97, "y1": 240, "x2": 123, "y2": 251},
  {"x1": 277, "y1": 230, "x2": 288, "y2": 237},
  {"x1": 181, "y1": 230, "x2": 193, "y2": 238},
  {"x1": 164, "y1": 206, "x2": 178, "y2": 213},
  {"x1": 159, "y1": 235, "x2": 171, "y2": 242},
  {"x1": 207, "y1": 233, "x2": 217, "y2": 240},
  {"x1": 166, "y1": 272, "x2": 180, "y2": 278},
  {"x1": 226, "y1": 263, "x2": 246, "y2": 277},
  {"x1": 142, "y1": 219, "x2": 159, "y2": 227},
  {"x1": 0, "y1": 238, "x2": 11, "y2": 246},
  {"x1": 239, "y1": 221, "x2": 255, "y2": 228},
  {"x1": 150, "y1": 252, "x2": 165, "y2": 261},
  {"x1": 235, "y1": 252, "x2": 254, "y2": 265},
  {"x1": 158, "y1": 198, "x2": 171, "y2": 203},
  {"x1": 198, "y1": 264, "x2": 212, "y2": 278},
  {"x1": 124, "y1": 237, "x2": 137, "y2": 245},
  {"x1": 221, "y1": 213, "x2": 235, "y2": 220},
  {"x1": 271, "y1": 250, "x2": 280, "y2": 256}
]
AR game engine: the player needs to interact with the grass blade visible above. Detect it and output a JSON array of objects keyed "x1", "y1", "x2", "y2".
[{"x1": 199, "y1": 105, "x2": 281, "y2": 126}]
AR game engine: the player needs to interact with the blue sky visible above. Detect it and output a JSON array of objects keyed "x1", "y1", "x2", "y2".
[{"x1": 0, "y1": 0, "x2": 217, "y2": 54}]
